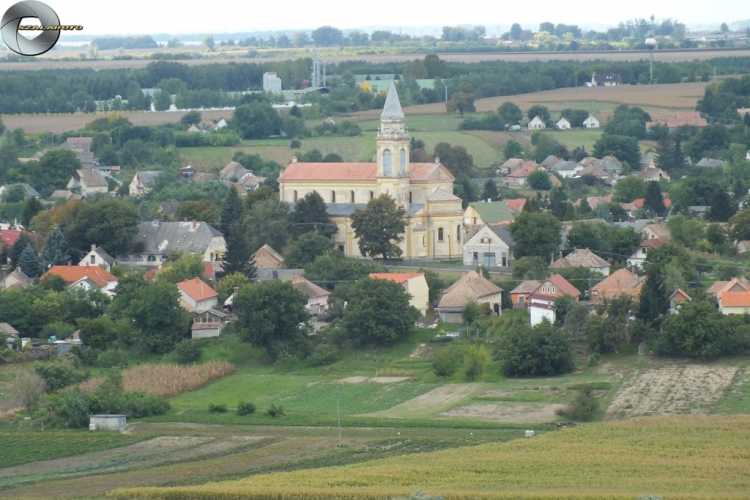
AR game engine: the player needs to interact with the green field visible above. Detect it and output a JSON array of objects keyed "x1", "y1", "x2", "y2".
[
  {"x1": 117, "y1": 415, "x2": 750, "y2": 500},
  {"x1": 537, "y1": 129, "x2": 603, "y2": 152}
]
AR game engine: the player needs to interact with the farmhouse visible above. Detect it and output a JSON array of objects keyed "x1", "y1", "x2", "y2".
[
  {"x1": 669, "y1": 288, "x2": 692, "y2": 314},
  {"x1": 706, "y1": 278, "x2": 750, "y2": 301},
  {"x1": 550, "y1": 160, "x2": 582, "y2": 178},
  {"x1": 369, "y1": 273, "x2": 429, "y2": 315},
  {"x1": 120, "y1": 220, "x2": 225, "y2": 265},
  {"x1": 78, "y1": 244, "x2": 115, "y2": 272},
  {"x1": 41, "y1": 264, "x2": 118, "y2": 295},
  {"x1": 549, "y1": 248, "x2": 610, "y2": 276},
  {"x1": 626, "y1": 237, "x2": 668, "y2": 268},
  {"x1": 590, "y1": 268, "x2": 645, "y2": 303},
  {"x1": 220, "y1": 162, "x2": 249, "y2": 183},
  {"x1": 591, "y1": 72, "x2": 622, "y2": 86},
  {"x1": 191, "y1": 308, "x2": 228, "y2": 339},
  {"x1": 507, "y1": 162, "x2": 544, "y2": 187},
  {"x1": 527, "y1": 116, "x2": 546, "y2": 130},
  {"x1": 437, "y1": 271, "x2": 503, "y2": 322},
  {"x1": 719, "y1": 291, "x2": 750, "y2": 315},
  {"x1": 638, "y1": 166, "x2": 670, "y2": 181},
  {"x1": 0, "y1": 268, "x2": 32, "y2": 291},
  {"x1": 291, "y1": 275, "x2": 331, "y2": 319},
  {"x1": 462, "y1": 223, "x2": 514, "y2": 268},
  {"x1": 556, "y1": 117, "x2": 571, "y2": 130},
  {"x1": 177, "y1": 278, "x2": 218, "y2": 313},
  {"x1": 253, "y1": 244, "x2": 284, "y2": 268},
  {"x1": 0, "y1": 183, "x2": 39, "y2": 200},
  {"x1": 509, "y1": 280, "x2": 541, "y2": 309},
  {"x1": 129, "y1": 171, "x2": 160, "y2": 197},
  {"x1": 583, "y1": 116, "x2": 600, "y2": 129},
  {"x1": 498, "y1": 158, "x2": 524, "y2": 175},
  {"x1": 67, "y1": 169, "x2": 108, "y2": 197},
  {"x1": 278, "y1": 82, "x2": 463, "y2": 259}
]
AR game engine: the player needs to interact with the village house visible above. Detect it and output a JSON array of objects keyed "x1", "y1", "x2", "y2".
[
  {"x1": 509, "y1": 280, "x2": 541, "y2": 309},
  {"x1": 177, "y1": 278, "x2": 218, "y2": 313},
  {"x1": 437, "y1": 271, "x2": 503, "y2": 322},
  {"x1": 156, "y1": 202, "x2": 179, "y2": 218},
  {"x1": 541, "y1": 155, "x2": 560, "y2": 169},
  {"x1": 42, "y1": 263, "x2": 118, "y2": 295},
  {"x1": 638, "y1": 166, "x2": 671, "y2": 181},
  {"x1": 528, "y1": 274, "x2": 580, "y2": 326},
  {"x1": 706, "y1": 278, "x2": 750, "y2": 301},
  {"x1": 575, "y1": 163, "x2": 609, "y2": 180},
  {"x1": 291, "y1": 275, "x2": 331, "y2": 319},
  {"x1": 737, "y1": 241, "x2": 750, "y2": 254},
  {"x1": 549, "y1": 248, "x2": 610, "y2": 276},
  {"x1": 253, "y1": 244, "x2": 284, "y2": 268},
  {"x1": 590, "y1": 72, "x2": 622, "y2": 86},
  {"x1": 550, "y1": 160, "x2": 582, "y2": 179},
  {"x1": 0, "y1": 268, "x2": 32, "y2": 290},
  {"x1": 78, "y1": 244, "x2": 115, "y2": 272},
  {"x1": 178, "y1": 166, "x2": 197, "y2": 179},
  {"x1": 695, "y1": 158, "x2": 726, "y2": 168},
  {"x1": 462, "y1": 224, "x2": 514, "y2": 268},
  {"x1": 719, "y1": 291, "x2": 750, "y2": 315},
  {"x1": 641, "y1": 222, "x2": 671, "y2": 241},
  {"x1": 669, "y1": 288, "x2": 692, "y2": 314},
  {"x1": 50, "y1": 190, "x2": 75, "y2": 201},
  {"x1": 503, "y1": 198, "x2": 526, "y2": 213},
  {"x1": 236, "y1": 174, "x2": 266, "y2": 193},
  {"x1": 463, "y1": 201, "x2": 515, "y2": 226},
  {"x1": 191, "y1": 308, "x2": 228, "y2": 339},
  {"x1": 67, "y1": 169, "x2": 109, "y2": 197},
  {"x1": 556, "y1": 117, "x2": 571, "y2": 130},
  {"x1": 574, "y1": 194, "x2": 613, "y2": 210},
  {"x1": 0, "y1": 183, "x2": 39, "y2": 201},
  {"x1": 120, "y1": 220, "x2": 225, "y2": 265},
  {"x1": 626, "y1": 237, "x2": 669, "y2": 268},
  {"x1": 598, "y1": 156, "x2": 623, "y2": 175},
  {"x1": 220, "y1": 161, "x2": 250, "y2": 183},
  {"x1": 590, "y1": 268, "x2": 646, "y2": 303},
  {"x1": 646, "y1": 111, "x2": 707, "y2": 130},
  {"x1": 507, "y1": 162, "x2": 544, "y2": 187},
  {"x1": 527, "y1": 116, "x2": 546, "y2": 130},
  {"x1": 129, "y1": 171, "x2": 160, "y2": 197},
  {"x1": 498, "y1": 158, "x2": 524, "y2": 175},
  {"x1": 640, "y1": 152, "x2": 657, "y2": 170},
  {"x1": 583, "y1": 116, "x2": 600, "y2": 129},
  {"x1": 279, "y1": 82, "x2": 463, "y2": 260},
  {"x1": 370, "y1": 272, "x2": 429, "y2": 314}
]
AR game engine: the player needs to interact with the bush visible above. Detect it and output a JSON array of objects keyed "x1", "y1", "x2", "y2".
[
  {"x1": 267, "y1": 403, "x2": 285, "y2": 418},
  {"x1": 71, "y1": 346, "x2": 101, "y2": 367},
  {"x1": 557, "y1": 388, "x2": 599, "y2": 422},
  {"x1": 237, "y1": 401, "x2": 256, "y2": 416},
  {"x1": 173, "y1": 339, "x2": 202, "y2": 364},
  {"x1": 497, "y1": 320, "x2": 575, "y2": 377},
  {"x1": 308, "y1": 343, "x2": 339, "y2": 367},
  {"x1": 49, "y1": 389, "x2": 91, "y2": 427},
  {"x1": 433, "y1": 346, "x2": 460, "y2": 379},
  {"x1": 34, "y1": 363, "x2": 87, "y2": 393},
  {"x1": 208, "y1": 403, "x2": 227, "y2": 413},
  {"x1": 122, "y1": 391, "x2": 170, "y2": 418},
  {"x1": 464, "y1": 345, "x2": 490, "y2": 380},
  {"x1": 97, "y1": 349, "x2": 129, "y2": 369},
  {"x1": 290, "y1": 138, "x2": 301, "y2": 148}
]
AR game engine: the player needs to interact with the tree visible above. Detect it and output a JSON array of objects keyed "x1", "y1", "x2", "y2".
[
  {"x1": 284, "y1": 232, "x2": 334, "y2": 269},
  {"x1": 613, "y1": 176, "x2": 646, "y2": 202},
  {"x1": 292, "y1": 191, "x2": 337, "y2": 238},
  {"x1": 531, "y1": 133, "x2": 568, "y2": 163},
  {"x1": 509, "y1": 211, "x2": 562, "y2": 259},
  {"x1": 433, "y1": 347, "x2": 460, "y2": 379},
  {"x1": 9, "y1": 233, "x2": 32, "y2": 271},
  {"x1": 0, "y1": 115, "x2": 4, "y2": 135},
  {"x1": 644, "y1": 181, "x2": 666, "y2": 215},
  {"x1": 246, "y1": 198, "x2": 290, "y2": 253},
  {"x1": 155, "y1": 251, "x2": 207, "y2": 284},
  {"x1": 30, "y1": 149, "x2": 82, "y2": 195},
  {"x1": 720, "y1": 22, "x2": 729, "y2": 33},
  {"x1": 180, "y1": 110, "x2": 202, "y2": 127},
  {"x1": 527, "y1": 105, "x2": 551, "y2": 122},
  {"x1": 511, "y1": 256, "x2": 550, "y2": 280},
  {"x1": 175, "y1": 199, "x2": 220, "y2": 225},
  {"x1": 8, "y1": 371, "x2": 45, "y2": 416},
  {"x1": 548, "y1": 187, "x2": 568, "y2": 219},
  {"x1": 481, "y1": 180, "x2": 499, "y2": 201},
  {"x1": 464, "y1": 345, "x2": 490, "y2": 380},
  {"x1": 311, "y1": 26, "x2": 343, "y2": 46},
  {"x1": 153, "y1": 90, "x2": 172, "y2": 112},
  {"x1": 40, "y1": 225, "x2": 70, "y2": 271},
  {"x1": 510, "y1": 23, "x2": 523, "y2": 40},
  {"x1": 503, "y1": 139, "x2": 523, "y2": 159},
  {"x1": 220, "y1": 226, "x2": 257, "y2": 279},
  {"x1": 343, "y1": 278, "x2": 420, "y2": 345},
  {"x1": 446, "y1": 92, "x2": 476, "y2": 117},
  {"x1": 707, "y1": 189, "x2": 737, "y2": 222},
  {"x1": 453, "y1": 174, "x2": 479, "y2": 209},
  {"x1": 127, "y1": 280, "x2": 191, "y2": 354},
  {"x1": 234, "y1": 280, "x2": 309, "y2": 359},
  {"x1": 22, "y1": 197, "x2": 43, "y2": 228},
  {"x1": 637, "y1": 267, "x2": 669, "y2": 324},
  {"x1": 18, "y1": 245, "x2": 41, "y2": 278},
  {"x1": 498, "y1": 102, "x2": 523, "y2": 125},
  {"x1": 728, "y1": 210, "x2": 750, "y2": 241},
  {"x1": 219, "y1": 185, "x2": 243, "y2": 238},
  {"x1": 66, "y1": 198, "x2": 138, "y2": 256},
  {"x1": 76, "y1": 316, "x2": 116, "y2": 350},
  {"x1": 434, "y1": 143, "x2": 474, "y2": 177},
  {"x1": 138, "y1": 202, "x2": 151, "y2": 222},
  {"x1": 203, "y1": 34, "x2": 215, "y2": 51},
  {"x1": 498, "y1": 320, "x2": 575, "y2": 377},
  {"x1": 593, "y1": 134, "x2": 641, "y2": 166},
  {"x1": 231, "y1": 102, "x2": 281, "y2": 139},
  {"x1": 303, "y1": 249, "x2": 384, "y2": 288},
  {"x1": 216, "y1": 272, "x2": 249, "y2": 303},
  {"x1": 527, "y1": 170, "x2": 552, "y2": 190},
  {"x1": 351, "y1": 194, "x2": 406, "y2": 258}
]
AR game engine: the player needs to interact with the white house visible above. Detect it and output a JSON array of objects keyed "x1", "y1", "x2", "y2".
[
  {"x1": 191, "y1": 308, "x2": 228, "y2": 338},
  {"x1": 527, "y1": 116, "x2": 546, "y2": 130},
  {"x1": 177, "y1": 278, "x2": 218, "y2": 313},
  {"x1": 41, "y1": 264, "x2": 118, "y2": 296},
  {"x1": 67, "y1": 169, "x2": 109, "y2": 197},
  {"x1": 529, "y1": 301, "x2": 556, "y2": 326},
  {"x1": 626, "y1": 238, "x2": 668, "y2": 269},
  {"x1": 583, "y1": 116, "x2": 600, "y2": 129},
  {"x1": 291, "y1": 275, "x2": 331, "y2": 319},
  {"x1": 462, "y1": 224, "x2": 514, "y2": 268},
  {"x1": 437, "y1": 271, "x2": 503, "y2": 321},
  {"x1": 550, "y1": 160, "x2": 582, "y2": 179},
  {"x1": 216, "y1": 119, "x2": 228, "y2": 129},
  {"x1": 78, "y1": 244, "x2": 115, "y2": 272},
  {"x1": 120, "y1": 220, "x2": 226, "y2": 265},
  {"x1": 556, "y1": 117, "x2": 571, "y2": 130},
  {"x1": 370, "y1": 272, "x2": 430, "y2": 314},
  {"x1": 129, "y1": 171, "x2": 160, "y2": 197}
]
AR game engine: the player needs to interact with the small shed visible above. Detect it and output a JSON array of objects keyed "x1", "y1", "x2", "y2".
[{"x1": 90, "y1": 414, "x2": 126, "y2": 431}]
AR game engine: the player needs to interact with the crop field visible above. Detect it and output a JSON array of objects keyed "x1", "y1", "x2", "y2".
[
  {"x1": 118, "y1": 416, "x2": 750, "y2": 500},
  {"x1": 78, "y1": 361, "x2": 237, "y2": 398},
  {"x1": 0, "y1": 430, "x2": 147, "y2": 470}
]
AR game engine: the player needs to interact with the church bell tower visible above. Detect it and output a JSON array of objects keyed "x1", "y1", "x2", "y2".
[{"x1": 376, "y1": 81, "x2": 410, "y2": 208}]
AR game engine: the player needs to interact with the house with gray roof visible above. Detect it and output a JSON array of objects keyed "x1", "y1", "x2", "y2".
[
  {"x1": 129, "y1": 171, "x2": 161, "y2": 197},
  {"x1": 220, "y1": 162, "x2": 250, "y2": 183},
  {"x1": 549, "y1": 248, "x2": 610, "y2": 276},
  {"x1": 67, "y1": 169, "x2": 109, "y2": 197},
  {"x1": 550, "y1": 160, "x2": 582, "y2": 178},
  {"x1": 437, "y1": 271, "x2": 503, "y2": 322},
  {"x1": 79, "y1": 244, "x2": 115, "y2": 272},
  {"x1": 119, "y1": 220, "x2": 226, "y2": 265},
  {"x1": 695, "y1": 158, "x2": 726, "y2": 168},
  {"x1": 0, "y1": 183, "x2": 39, "y2": 200}
]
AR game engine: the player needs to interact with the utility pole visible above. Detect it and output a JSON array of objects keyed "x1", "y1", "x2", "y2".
[{"x1": 336, "y1": 386, "x2": 342, "y2": 446}]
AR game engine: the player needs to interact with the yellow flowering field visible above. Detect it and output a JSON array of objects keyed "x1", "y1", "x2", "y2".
[{"x1": 112, "y1": 416, "x2": 750, "y2": 500}]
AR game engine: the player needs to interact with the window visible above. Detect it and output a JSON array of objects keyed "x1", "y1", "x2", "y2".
[
  {"x1": 133, "y1": 255, "x2": 143, "y2": 262},
  {"x1": 438, "y1": 228, "x2": 444, "y2": 241},
  {"x1": 90, "y1": 255, "x2": 95, "y2": 264},
  {"x1": 350, "y1": 191, "x2": 355, "y2": 203},
  {"x1": 552, "y1": 287, "x2": 556, "y2": 293},
  {"x1": 293, "y1": 190, "x2": 298, "y2": 202},
  {"x1": 519, "y1": 295, "x2": 525, "y2": 303},
  {"x1": 338, "y1": 245, "x2": 345, "y2": 252},
  {"x1": 272, "y1": 270, "x2": 278, "y2": 279},
  {"x1": 473, "y1": 252, "x2": 478, "y2": 264},
  {"x1": 369, "y1": 191, "x2": 374, "y2": 200},
  {"x1": 119, "y1": 255, "x2": 130, "y2": 262},
  {"x1": 409, "y1": 191, "x2": 413, "y2": 204},
  {"x1": 399, "y1": 149, "x2": 406, "y2": 173},
  {"x1": 161, "y1": 255, "x2": 168, "y2": 261},
  {"x1": 331, "y1": 191, "x2": 336, "y2": 203},
  {"x1": 483, "y1": 252, "x2": 496, "y2": 267},
  {"x1": 147, "y1": 255, "x2": 157, "y2": 262},
  {"x1": 383, "y1": 149, "x2": 392, "y2": 175},
  {"x1": 457, "y1": 225, "x2": 461, "y2": 243},
  {"x1": 423, "y1": 236, "x2": 426, "y2": 247},
  {"x1": 502, "y1": 254, "x2": 507, "y2": 267}
]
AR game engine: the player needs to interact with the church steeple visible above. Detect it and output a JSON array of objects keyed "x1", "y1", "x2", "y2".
[{"x1": 376, "y1": 81, "x2": 409, "y2": 178}]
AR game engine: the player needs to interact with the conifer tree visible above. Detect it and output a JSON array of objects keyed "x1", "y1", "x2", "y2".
[
  {"x1": 41, "y1": 226, "x2": 70, "y2": 270},
  {"x1": 18, "y1": 245, "x2": 41, "y2": 278},
  {"x1": 644, "y1": 181, "x2": 666, "y2": 216},
  {"x1": 219, "y1": 227, "x2": 257, "y2": 280},
  {"x1": 138, "y1": 202, "x2": 152, "y2": 222},
  {"x1": 637, "y1": 267, "x2": 669, "y2": 324},
  {"x1": 481, "y1": 179, "x2": 500, "y2": 201},
  {"x1": 9, "y1": 233, "x2": 32, "y2": 271},
  {"x1": 707, "y1": 188, "x2": 737, "y2": 222},
  {"x1": 219, "y1": 184, "x2": 243, "y2": 238}
]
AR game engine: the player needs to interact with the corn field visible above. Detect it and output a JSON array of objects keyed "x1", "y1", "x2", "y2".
[
  {"x1": 113, "y1": 416, "x2": 750, "y2": 500},
  {"x1": 79, "y1": 361, "x2": 236, "y2": 398}
]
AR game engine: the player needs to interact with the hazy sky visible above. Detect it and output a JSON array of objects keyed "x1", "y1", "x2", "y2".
[{"x1": 22, "y1": 0, "x2": 750, "y2": 35}]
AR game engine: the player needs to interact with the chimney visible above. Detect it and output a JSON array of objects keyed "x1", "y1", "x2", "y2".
[
  {"x1": 192, "y1": 219, "x2": 196, "y2": 229},
  {"x1": 85, "y1": 262, "x2": 89, "y2": 269},
  {"x1": 67, "y1": 261, "x2": 71, "y2": 268},
  {"x1": 91, "y1": 244, "x2": 96, "y2": 251},
  {"x1": 434, "y1": 155, "x2": 440, "y2": 164},
  {"x1": 291, "y1": 156, "x2": 297, "y2": 163}
]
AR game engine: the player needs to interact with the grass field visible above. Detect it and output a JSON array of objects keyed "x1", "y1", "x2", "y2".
[{"x1": 116, "y1": 415, "x2": 750, "y2": 500}]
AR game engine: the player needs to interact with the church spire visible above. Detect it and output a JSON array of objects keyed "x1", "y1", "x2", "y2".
[{"x1": 381, "y1": 81, "x2": 404, "y2": 120}]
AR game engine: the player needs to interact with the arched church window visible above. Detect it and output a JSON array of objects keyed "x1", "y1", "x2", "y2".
[
  {"x1": 383, "y1": 149, "x2": 392, "y2": 175},
  {"x1": 331, "y1": 191, "x2": 336, "y2": 203},
  {"x1": 438, "y1": 228, "x2": 444, "y2": 241},
  {"x1": 399, "y1": 149, "x2": 406, "y2": 173},
  {"x1": 457, "y1": 225, "x2": 461, "y2": 242}
]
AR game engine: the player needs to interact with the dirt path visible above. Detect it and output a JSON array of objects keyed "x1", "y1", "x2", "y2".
[{"x1": 605, "y1": 365, "x2": 739, "y2": 419}]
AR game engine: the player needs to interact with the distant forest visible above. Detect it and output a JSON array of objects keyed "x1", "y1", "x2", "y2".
[{"x1": 90, "y1": 36, "x2": 159, "y2": 50}]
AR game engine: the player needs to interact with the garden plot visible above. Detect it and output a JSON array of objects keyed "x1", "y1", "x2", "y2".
[
  {"x1": 605, "y1": 365, "x2": 739, "y2": 419},
  {"x1": 360, "y1": 384, "x2": 479, "y2": 418},
  {"x1": 440, "y1": 403, "x2": 565, "y2": 423}
]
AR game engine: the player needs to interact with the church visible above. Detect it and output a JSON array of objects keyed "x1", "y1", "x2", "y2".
[{"x1": 278, "y1": 82, "x2": 464, "y2": 259}]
